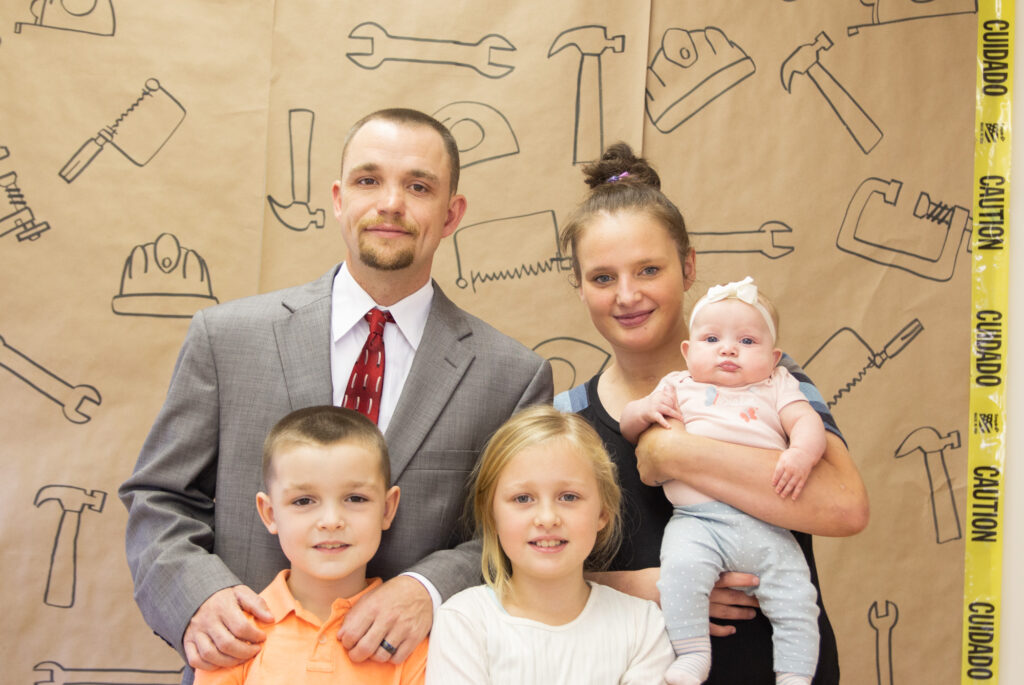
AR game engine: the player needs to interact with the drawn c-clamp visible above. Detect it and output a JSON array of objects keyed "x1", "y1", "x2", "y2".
[{"x1": 837, "y1": 176, "x2": 972, "y2": 282}]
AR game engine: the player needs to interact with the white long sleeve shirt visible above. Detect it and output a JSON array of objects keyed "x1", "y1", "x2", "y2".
[{"x1": 426, "y1": 583, "x2": 674, "y2": 685}]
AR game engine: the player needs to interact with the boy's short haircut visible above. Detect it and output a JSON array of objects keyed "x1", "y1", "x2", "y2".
[{"x1": 262, "y1": 406, "x2": 390, "y2": 487}]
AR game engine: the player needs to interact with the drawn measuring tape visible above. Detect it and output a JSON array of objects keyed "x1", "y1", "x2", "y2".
[{"x1": 962, "y1": 1, "x2": 1013, "y2": 682}]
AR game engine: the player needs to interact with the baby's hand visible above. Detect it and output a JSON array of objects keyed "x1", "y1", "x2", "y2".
[
  {"x1": 772, "y1": 447, "x2": 817, "y2": 500},
  {"x1": 620, "y1": 385, "x2": 682, "y2": 444},
  {"x1": 641, "y1": 385, "x2": 683, "y2": 429}
]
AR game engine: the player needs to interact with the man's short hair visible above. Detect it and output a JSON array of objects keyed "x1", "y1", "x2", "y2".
[
  {"x1": 262, "y1": 406, "x2": 390, "y2": 486},
  {"x1": 341, "y1": 108, "x2": 461, "y2": 194}
]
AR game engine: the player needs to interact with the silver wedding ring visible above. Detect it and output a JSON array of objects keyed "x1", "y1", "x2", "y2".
[{"x1": 380, "y1": 638, "x2": 398, "y2": 656}]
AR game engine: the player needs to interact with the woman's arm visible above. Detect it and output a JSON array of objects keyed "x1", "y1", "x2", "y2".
[{"x1": 635, "y1": 424, "x2": 869, "y2": 536}]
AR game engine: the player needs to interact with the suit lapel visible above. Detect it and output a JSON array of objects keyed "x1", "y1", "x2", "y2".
[
  {"x1": 386, "y1": 284, "x2": 473, "y2": 479},
  {"x1": 273, "y1": 267, "x2": 337, "y2": 410}
]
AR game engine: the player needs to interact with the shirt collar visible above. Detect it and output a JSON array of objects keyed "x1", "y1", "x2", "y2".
[
  {"x1": 331, "y1": 262, "x2": 433, "y2": 350},
  {"x1": 262, "y1": 570, "x2": 385, "y2": 624}
]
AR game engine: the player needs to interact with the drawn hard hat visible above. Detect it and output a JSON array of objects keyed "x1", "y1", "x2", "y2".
[
  {"x1": 111, "y1": 232, "x2": 218, "y2": 318},
  {"x1": 433, "y1": 101, "x2": 520, "y2": 168},
  {"x1": 645, "y1": 27, "x2": 755, "y2": 133}
]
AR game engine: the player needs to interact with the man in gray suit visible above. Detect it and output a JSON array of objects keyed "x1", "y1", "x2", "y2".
[{"x1": 119, "y1": 108, "x2": 553, "y2": 680}]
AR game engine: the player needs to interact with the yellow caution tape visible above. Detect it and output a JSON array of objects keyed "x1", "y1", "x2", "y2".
[{"x1": 962, "y1": 1, "x2": 1013, "y2": 681}]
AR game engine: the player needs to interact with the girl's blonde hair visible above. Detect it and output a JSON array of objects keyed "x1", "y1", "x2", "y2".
[{"x1": 469, "y1": 404, "x2": 622, "y2": 599}]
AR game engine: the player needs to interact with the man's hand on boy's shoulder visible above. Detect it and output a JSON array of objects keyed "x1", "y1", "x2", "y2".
[
  {"x1": 339, "y1": 575, "x2": 432, "y2": 665},
  {"x1": 185, "y1": 585, "x2": 274, "y2": 670}
]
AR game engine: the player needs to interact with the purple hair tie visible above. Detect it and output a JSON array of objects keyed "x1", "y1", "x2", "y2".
[{"x1": 607, "y1": 171, "x2": 630, "y2": 183}]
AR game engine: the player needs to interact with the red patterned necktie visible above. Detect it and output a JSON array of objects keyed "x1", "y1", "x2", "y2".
[{"x1": 342, "y1": 308, "x2": 394, "y2": 424}]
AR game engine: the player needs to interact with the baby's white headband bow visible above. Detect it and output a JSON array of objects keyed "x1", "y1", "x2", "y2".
[{"x1": 689, "y1": 276, "x2": 776, "y2": 341}]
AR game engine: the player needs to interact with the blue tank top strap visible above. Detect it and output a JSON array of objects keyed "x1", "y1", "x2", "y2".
[{"x1": 553, "y1": 382, "x2": 590, "y2": 412}]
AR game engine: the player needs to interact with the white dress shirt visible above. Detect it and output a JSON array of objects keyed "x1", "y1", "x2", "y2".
[
  {"x1": 330, "y1": 262, "x2": 433, "y2": 433},
  {"x1": 330, "y1": 262, "x2": 443, "y2": 610}
]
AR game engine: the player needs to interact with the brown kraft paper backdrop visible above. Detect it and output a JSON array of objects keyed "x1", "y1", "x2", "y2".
[{"x1": 0, "y1": 1, "x2": 977, "y2": 683}]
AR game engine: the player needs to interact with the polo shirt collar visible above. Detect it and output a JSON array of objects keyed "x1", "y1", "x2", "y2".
[{"x1": 262, "y1": 570, "x2": 384, "y2": 624}]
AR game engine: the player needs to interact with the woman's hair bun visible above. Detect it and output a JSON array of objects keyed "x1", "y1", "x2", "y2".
[{"x1": 582, "y1": 142, "x2": 661, "y2": 190}]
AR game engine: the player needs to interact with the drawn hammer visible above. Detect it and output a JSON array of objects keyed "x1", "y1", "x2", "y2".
[
  {"x1": 781, "y1": 31, "x2": 882, "y2": 154},
  {"x1": 549, "y1": 26, "x2": 625, "y2": 164},
  {"x1": 35, "y1": 485, "x2": 106, "y2": 608},
  {"x1": 267, "y1": 109, "x2": 325, "y2": 231},
  {"x1": 895, "y1": 427, "x2": 962, "y2": 544}
]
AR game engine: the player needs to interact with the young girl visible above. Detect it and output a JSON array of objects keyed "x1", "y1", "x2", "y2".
[{"x1": 425, "y1": 405, "x2": 675, "y2": 684}]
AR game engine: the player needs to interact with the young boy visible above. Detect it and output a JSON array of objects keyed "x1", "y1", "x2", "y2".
[
  {"x1": 621, "y1": 277, "x2": 826, "y2": 685},
  {"x1": 193, "y1": 406, "x2": 427, "y2": 685}
]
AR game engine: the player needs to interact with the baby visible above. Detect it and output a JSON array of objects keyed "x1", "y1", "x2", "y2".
[{"x1": 621, "y1": 276, "x2": 825, "y2": 685}]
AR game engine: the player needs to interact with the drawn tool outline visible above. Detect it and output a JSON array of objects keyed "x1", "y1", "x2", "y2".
[
  {"x1": 781, "y1": 31, "x2": 883, "y2": 154},
  {"x1": 346, "y1": 22, "x2": 515, "y2": 78},
  {"x1": 451, "y1": 210, "x2": 571, "y2": 293},
  {"x1": 34, "y1": 661, "x2": 184, "y2": 685},
  {"x1": 0, "y1": 333, "x2": 101, "y2": 423},
  {"x1": 895, "y1": 426, "x2": 963, "y2": 544},
  {"x1": 35, "y1": 484, "x2": 106, "y2": 608},
  {"x1": 645, "y1": 26, "x2": 755, "y2": 133},
  {"x1": 14, "y1": 0, "x2": 116, "y2": 36},
  {"x1": 111, "y1": 233, "x2": 219, "y2": 319},
  {"x1": 1, "y1": 170, "x2": 50, "y2": 242},
  {"x1": 548, "y1": 25, "x2": 625, "y2": 164},
  {"x1": 267, "y1": 108, "x2": 325, "y2": 231},
  {"x1": 868, "y1": 600, "x2": 898, "y2": 685},
  {"x1": 433, "y1": 101, "x2": 520, "y2": 168},
  {"x1": 803, "y1": 319, "x2": 923, "y2": 408},
  {"x1": 533, "y1": 337, "x2": 611, "y2": 394},
  {"x1": 60, "y1": 78, "x2": 186, "y2": 183},
  {"x1": 691, "y1": 221, "x2": 794, "y2": 259},
  {"x1": 849, "y1": 0, "x2": 978, "y2": 36},
  {"x1": 836, "y1": 176, "x2": 972, "y2": 281}
]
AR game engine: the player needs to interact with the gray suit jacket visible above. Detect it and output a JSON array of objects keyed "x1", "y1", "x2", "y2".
[{"x1": 119, "y1": 265, "x2": 553, "y2": 659}]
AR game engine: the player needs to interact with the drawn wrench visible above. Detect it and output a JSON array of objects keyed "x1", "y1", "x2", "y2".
[
  {"x1": 692, "y1": 221, "x2": 794, "y2": 259},
  {"x1": 868, "y1": 600, "x2": 898, "y2": 685},
  {"x1": 0, "y1": 333, "x2": 100, "y2": 424},
  {"x1": 34, "y1": 661, "x2": 183, "y2": 685},
  {"x1": 347, "y1": 22, "x2": 515, "y2": 78}
]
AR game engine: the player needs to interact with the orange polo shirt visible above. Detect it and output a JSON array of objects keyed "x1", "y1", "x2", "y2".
[{"x1": 193, "y1": 571, "x2": 427, "y2": 685}]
